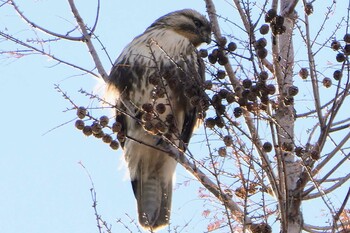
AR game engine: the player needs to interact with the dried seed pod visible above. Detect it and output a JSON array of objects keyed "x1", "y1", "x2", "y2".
[
  {"x1": 117, "y1": 131, "x2": 126, "y2": 143},
  {"x1": 304, "y1": 3, "x2": 313, "y2": 15},
  {"x1": 288, "y1": 85, "x2": 299, "y2": 96},
  {"x1": 333, "y1": 70, "x2": 342, "y2": 81},
  {"x1": 216, "y1": 104, "x2": 226, "y2": 115},
  {"x1": 75, "y1": 119, "x2": 85, "y2": 130},
  {"x1": 284, "y1": 97, "x2": 294, "y2": 106},
  {"x1": 110, "y1": 140, "x2": 120, "y2": 150},
  {"x1": 99, "y1": 115, "x2": 109, "y2": 127},
  {"x1": 218, "y1": 36, "x2": 227, "y2": 46},
  {"x1": 259, "y1": 24, "x2": 269, "y2": 35},
  {"x1": 218, "y1": 89, "x2": 229, "y2": 99},
  {"x1": 208, "y1": 54, "x2": 217, "y2": 64},
  {"x1": 344, "y1": 33, "x2": 350, "y2": 43},
  {"x1": 198, "y1": 49, "x2": 208, "y2": 58},
  {"x1": 242, "y1": 79, "x2": 252, "y2": 89},
  {"x1": 266, "y1": 84, "x2": 276, "y2": 95},
  {"x1": 234, "y1": 107, "x2": 243, "y2": 118},
  {"x1": 203, "y1": 80, "x2": 213, "y2": 90},
  {"x1": 336, "y1": 53, "x2": 345, "y2": 62},
  {"x1": 322, "y1": 77, "x2": 332, "y2": 88},
  {"x1": 251, "y1": 223, "x2": 272, "y2": 233},
  {"x1": 112, "y1": 121, "x2": 122, "y2": 133},
  {"x1": 93, "y1": 131, "x2": 105, "y2": 139},
  {"x1": 344, "y1": 44, "x2": 350, "y2": 55},
  {"x1": 223, "y1": 135, "x2": 233, "y2": 146},
  {"x1": 141, "y1": 112, "x2": 153, "y2": 122},
  {"x1": 102, "y1": 134, "x2": 113, "y2": 143},
  {"x1": 82, "y1": 126, "x2": 93, "y2": 136},
  {"x1": 331, "y1": 40, "x2": 341, "y2": 51},
  {"x1": 218, "y1": 147, "x2": 227, "y2": 157},
  {"x1": 205, "y1": 117, "x2": 216, "y2": 129},
  {"x1": 255, "y1": 38, "x2": 267, "y2": 49},
  {"x1": 142, "y1": 103, "x2": 153, "y2": 113},
  {"x1": 258, "y1": 71, "x2": 269, "y2": 81},
  {"x1": 257, "y1": 48, "x2": 268, "y2": 59},
  {"x1": 265, "y1": 9, "x2": 277, "y2": 23},
  {"x1": 215, "y1": 116, "x2": 224, "y2": 128},
  {"x1": 226, "y1": 93, "x2": 236, "y2": 103},
  {"x1": 263, "y1": 142, "x2": 272, "y2": 152},
  {"x1": 217, "y1": 70, "x2": 226, "y2": 80},
  {"x1": 91, "y1": 122, "x2": 103, "y2": 134},
  {"x1": 77, "y1": 106, "x2": 87, "y2": 119},
  {"x1": 155, "y1": 103, "x2": 166, "y2": 114},
  {"x1": 218, "y1": 55, "x2": 229, "y2": 65},
  {"x1": 299, "y1": 68, "x2": 309, "y2": 79},
  {"x1": 227, "y1": 42, "x2": 237, "y2": 52}
]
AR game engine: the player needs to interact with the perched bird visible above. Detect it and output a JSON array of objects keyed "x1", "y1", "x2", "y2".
[{"x1": 107, "y1": 9, "x2": 211, "y2": 231}]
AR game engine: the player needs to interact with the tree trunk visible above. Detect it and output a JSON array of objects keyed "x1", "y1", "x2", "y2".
[{"x1": 275, "y1": 0, "x2": 303, "y2": 232}]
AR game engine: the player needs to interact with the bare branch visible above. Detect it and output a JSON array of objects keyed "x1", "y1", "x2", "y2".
[{"x1": 67, "y1": 0, "x2": 108, "y2": 82}]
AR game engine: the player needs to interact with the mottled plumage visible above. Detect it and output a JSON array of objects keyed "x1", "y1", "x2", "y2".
[{"x1": 107, "y1": 9, "x2": 211, "y2": 231}]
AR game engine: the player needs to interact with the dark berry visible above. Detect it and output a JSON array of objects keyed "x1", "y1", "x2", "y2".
[
  {"x1": 259, "y1": 24, "x2": 269, "y2": 35},
  {"x1": 208, "y1": 54, "x2": 217, "y2": 64},
  {"x1": 344, "y1": 33, "x2": 350, "y2": 43},
  {"x1": 99, "y1": 116, "x2": 109, "y2": 127},
  {"x1": 265, "y1": 9, "x2": 277, "y2": 23},
  {"x1": 331, "y1": 40, "x2": 341, "y2": 51},
  {"x1": 234, "y1": 107, "x2": 243, "y2": 118},
  {"x1": 305, "y1": 3, "x2": 313, "y2": 15},
  {"x1": 322, "y1": 77, "x2": 332, "y2": 88},
  {"x1": 110, "y1": 140, "x2": 120, "y2": 150},
  {"x1": 217, "y1": 70, "x2": 226, "y2": 79},
  {"x1": 266, "y1": 84, "x2": 276, "y2": 95},
  {"x1": 299, "y1": 68, "x2": 309, "y2": 79},
  {"x1": 205, "y1": 117, "x2": 216, "y2": 129},
  {"x1": 142, "y1": 103, "x2": 153, "y2": 112},
  {"x1": 242, "y1": 79, "x2": 252, "y2": 88},
  {"x1": 263, "y1": 142, "x2": 273, "y2": 152},
  {"x1": 112, "y1": 121, "x2": 122, "y2": 133},
  {"x1": 223, "y1": 135, "x2": 233, "y2": 146},
  {"x1": 336, "y1": 53, "x2": 345, "y2": 62},
  {"x1": 333, "y1": 70, "x2": 342, "y2": 81},
  {"x1": 75, "y1": 119, "x2": 85, "y2": 130},
  {"x1": 77, "y1": 106, "x2": 87, "y2": 119},
  {"x1": 257, "y1": 48, "x2": 268, "y2": 59},
  {"x1": 155, "y1": 103, "x2": 166, "y2": 114},
  {"x1": 344, "y1": 44, "x2": 350, "y2": 55},
  {"x1": 288, "y1": 85, "x2": 299, "y2": 96},
  {"x1": 227, "y1": 42, "x2": 237, "y2": 52},
  {"x1": 259, "y1": 71, "x2": 269, "y2": 81},
  {"x1": 198, "y1": 49, "x2": 208, "y2": 58},
  {"x1": 255, "y1": 38, "x2": 267, "y2": 49}
]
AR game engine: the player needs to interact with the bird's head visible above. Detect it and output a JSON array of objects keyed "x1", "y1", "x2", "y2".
[{"x1": 149, "y1": 9, "x2": 212, "y2": 47}]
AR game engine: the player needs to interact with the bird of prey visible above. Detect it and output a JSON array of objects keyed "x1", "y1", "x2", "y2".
[{"x1": 107, "y1": 9, "x2": 211, "y2": 231}]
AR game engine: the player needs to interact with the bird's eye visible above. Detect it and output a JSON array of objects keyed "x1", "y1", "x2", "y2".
[{"x1": 193, "y1": 19, "x2": 203, "y2": 28}]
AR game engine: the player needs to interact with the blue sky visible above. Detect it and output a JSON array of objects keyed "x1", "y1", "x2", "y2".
[{"x1": 1, "y1": 1, "x2": 349, "y2": 233}]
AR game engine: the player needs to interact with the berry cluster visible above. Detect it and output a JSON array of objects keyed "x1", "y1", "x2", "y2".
[
  {"x1": 74, "y1": 106, "x2": 121, "y2": 150},
  {"x1": 265, "y1": 9, "x2": 286, "y2": 35},
  {"x1": 299, "y1": 34, "x2": 349, "y2": 88}
]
